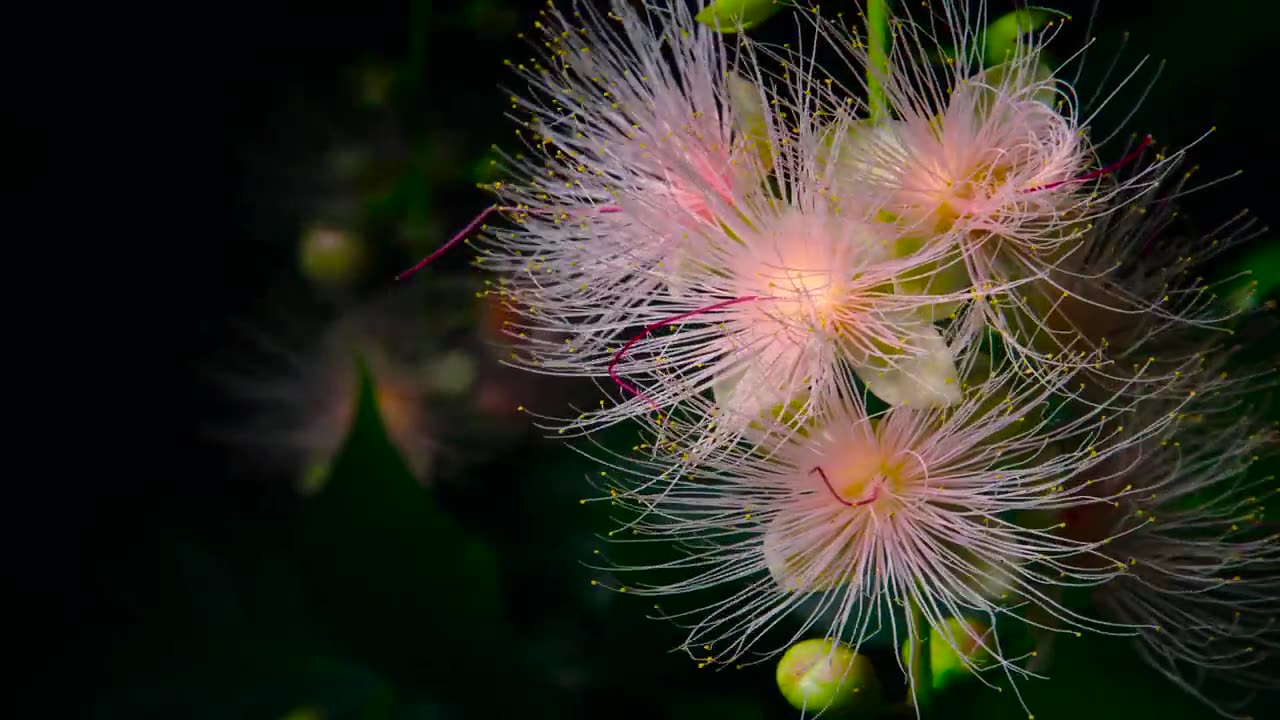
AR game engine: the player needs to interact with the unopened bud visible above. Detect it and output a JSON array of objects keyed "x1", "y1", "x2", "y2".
[
  {"x1": 300, "y1": 224, "x2": 367, "y2": 291},
  {"x1": 900, "y1": 617, "x2": 996, "y2": 690},
  {"x1": 426, "y1": 350, "x2": 477, "y2": 397},
  {"x1": 776, "y1": 638, "x2": 881, "y2": 713}
]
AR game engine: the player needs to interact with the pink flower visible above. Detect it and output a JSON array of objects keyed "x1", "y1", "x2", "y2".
[
  {"x1": 216, "y1": 292, "x2": 444, "y2": 492},
  {"x1": 576, "y1": 165, "x2": 964, "y2": 437},
  {"x1": 472, "y1": 1, "x2": 774, "y2": 390},
  {"x1": 467, "y1": 3, "x2": 974, "y2": 434},
  {"x1": 588, "y1": 348, "x2": 1186, "y2": 711},
  {"x1": 803, "y1": 3, "x2": 1209, "y2": 375}
]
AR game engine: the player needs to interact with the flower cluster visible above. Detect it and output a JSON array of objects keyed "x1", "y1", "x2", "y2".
[{"x1": 416, "y1": 1, "x2": 1276, "y2": 716}]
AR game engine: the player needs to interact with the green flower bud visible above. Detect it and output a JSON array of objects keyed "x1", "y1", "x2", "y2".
[
  {"x1": 899, "y1": 617, "x2": 996, "y2": 691},
  {"x1": 776, "y1": 638, "x2": 881, "y2": 713}
]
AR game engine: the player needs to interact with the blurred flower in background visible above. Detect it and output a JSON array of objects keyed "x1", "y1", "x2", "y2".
[{"x1": 214, "y1": 277, "x2": 570, "y2": 496}]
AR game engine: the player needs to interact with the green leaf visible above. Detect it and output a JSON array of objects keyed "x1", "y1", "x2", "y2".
[
  {"x1": 1224, "y1": 240, "x2": 1280, "y2": 311},
  {"x1": 468, "y1": 147, "x2": 502, "y2": 186},
  {"x1": 694, "y1": 0, "x2": 783, "y2": 34},
  {"x1": 298, "y1": 354, "x2": 509, "y2": 692},
  {"x1": 980, "y1": 58, "x2": 1058, "y2": 108},
  {"x1": 982, "y1": 9, "x2": 1054, "y2": 67}
]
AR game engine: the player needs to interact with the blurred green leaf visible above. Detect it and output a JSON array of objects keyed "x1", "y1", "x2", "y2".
[
  {"x1": 1224, "y1": 240, "x2": 1280, "y2": 311},
  {"x1": 983, "y1": 9, "x2": 1053, "y2": 67},
  {"x1": 726, "y1": 71, "x2": 773, "y2": 169},
  {"x1": 298, "y1": 354, "x2": 509, "y2": 694},
  {"x1": 468, "y1": 149, "x2": 502, "y2": 186},
  {"x1": 980, "y1": 58, "x2": 1057, "y2": 107},
  {"x1": 695, "y1": 0, "x2": 783, "y2": 34},
  {"x1": 899, "y1": 618, "x2": 997, "y2": 692},
  {"x1": 905, "y1": 603, "x2": 934, "y2": 715},
  {"x1": 933, "y1": 9, "x2": 1057, "y2": 70}
]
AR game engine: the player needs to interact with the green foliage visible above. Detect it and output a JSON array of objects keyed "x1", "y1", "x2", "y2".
[
  {"x1": 695, "y1": 0, "x2": 784, "y2": 33},
  {"x1": 899, "y1": 618, "x2": 996, "y2": 693},
  {"x1": 298, "y1": 356, "x2": 509, "y2": 691},
  {"x1": 982, "y1": 9, "x2": 1054, "y2": 67},
  {"x1": 1225, "y1": 240, "x2": 1280, "y2": 310},
  {"x1": 932, "y1": 8, "x2": 1056, "y2": 71},
  {"x1": 904, "y1": 603, "x2": 934, "y2": 716}
]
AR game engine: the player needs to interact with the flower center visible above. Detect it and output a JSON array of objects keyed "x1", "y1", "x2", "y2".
[
  {"x1": 734, "y1": 215, "x2": 870, "y2": 335},
  {"x1": 811, "y1": 445, "x2": 918, "y2": 508}
]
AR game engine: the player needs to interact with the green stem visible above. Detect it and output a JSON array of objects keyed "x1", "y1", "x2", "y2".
[
  {"x1": 866, "y1": 0, "x2": 890, "y2": 122},
  {"x1": 906, "y1": 599, "x2": 934, "y2": 716}
]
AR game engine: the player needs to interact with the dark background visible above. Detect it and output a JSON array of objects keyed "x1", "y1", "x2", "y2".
[{"x1": 78, "y1": 1, "x2": 1277, "y2": 718}]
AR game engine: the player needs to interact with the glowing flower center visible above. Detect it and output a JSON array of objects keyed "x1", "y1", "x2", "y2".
[
  {"x1": 732, "y1": 214, "x2": 877, "y2": 336},
  {"x1": 905, "y1": 156, "x2": 1014, "y2": 230},
  {"x1": 882, "y1": 81, "x2": 1080, "y2": 237},
  {"x1": 813, "y1": 444, "x2": 921, "y2": 508},
  {"x1": 769, "y1": 264, "x2": 842, "y2": 318}
]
